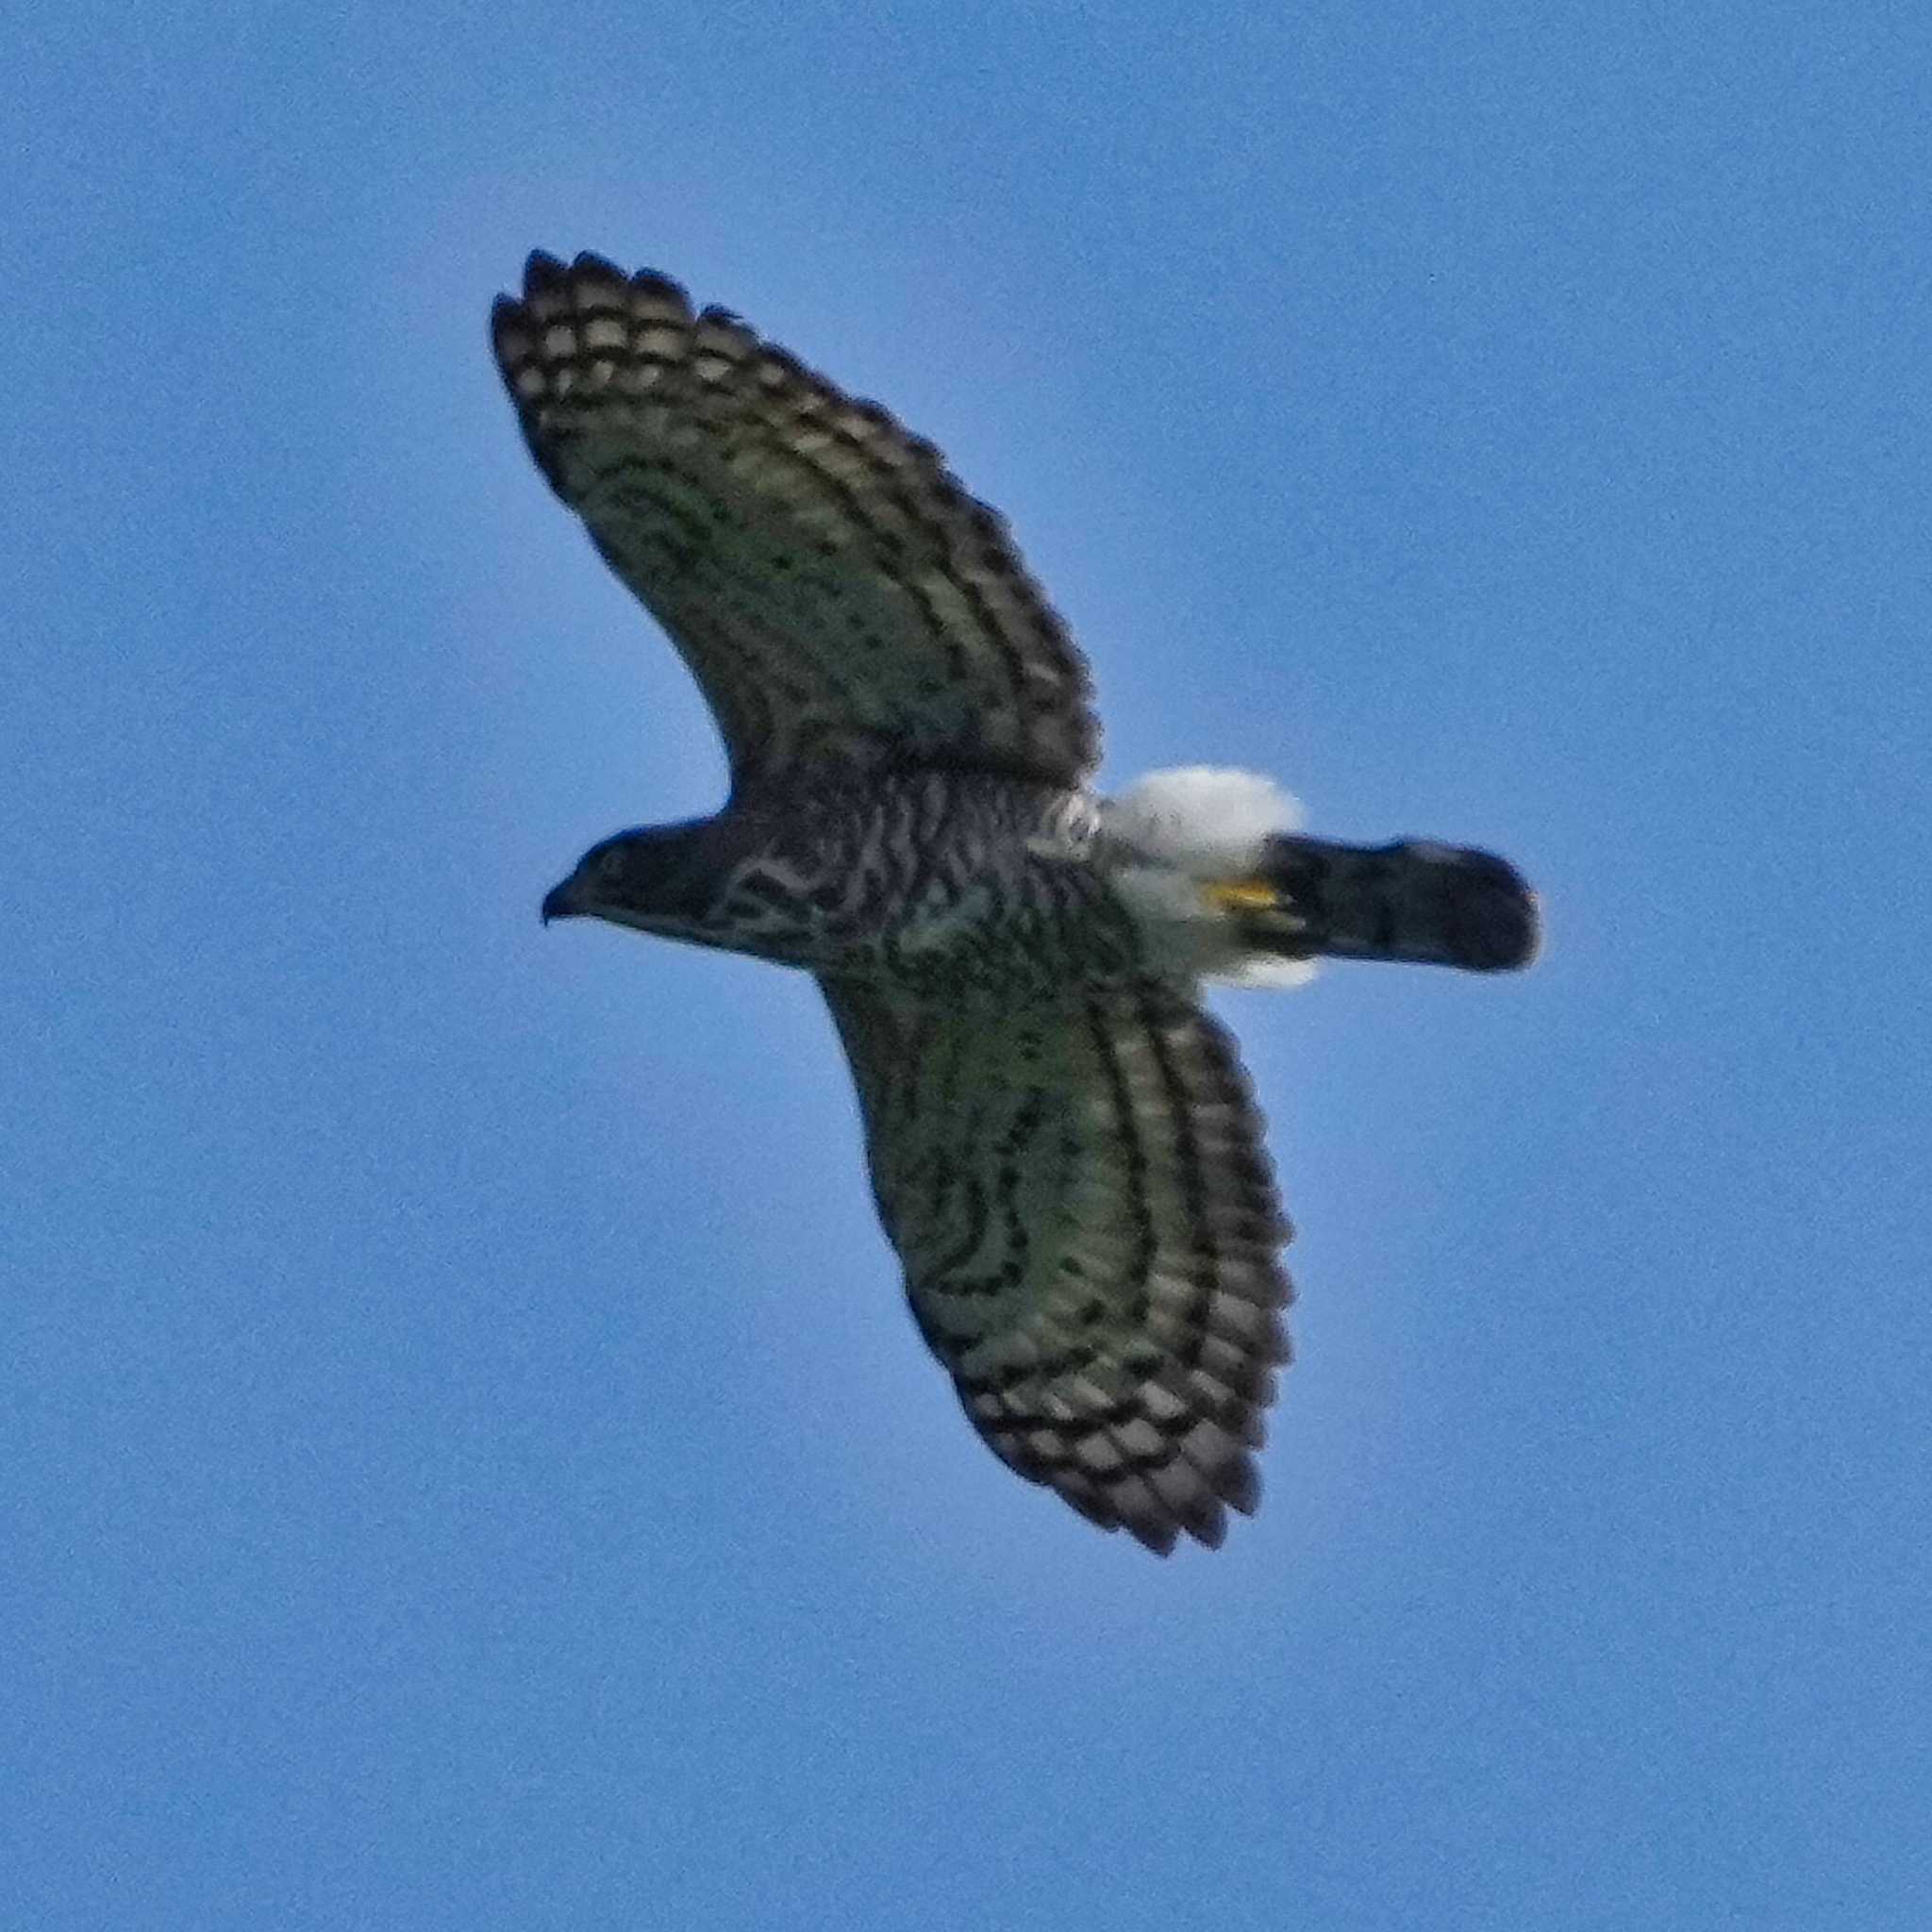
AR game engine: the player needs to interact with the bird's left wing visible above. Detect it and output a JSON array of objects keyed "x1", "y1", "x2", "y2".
[
  {"x1": 492, "y1": 252, "x2": 1100, "y2": 789},
  {"x1": 822, "y1": 977, "x2": 1293, "y2": 1554}
]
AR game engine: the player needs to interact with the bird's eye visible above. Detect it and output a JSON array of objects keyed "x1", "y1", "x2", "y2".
[{"x1": 597, "y1": 849, "x2": 626, "y2": 882}]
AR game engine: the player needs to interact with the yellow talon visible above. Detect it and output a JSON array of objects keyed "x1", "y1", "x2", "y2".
[{"x1": 1203, "y1": 878, "x2": 1281, "y2": 913}]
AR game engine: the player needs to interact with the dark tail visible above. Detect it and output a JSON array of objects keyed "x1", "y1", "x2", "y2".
[{"x1": 1245, "y1": 835, "x2": 1540, "y2": 974}]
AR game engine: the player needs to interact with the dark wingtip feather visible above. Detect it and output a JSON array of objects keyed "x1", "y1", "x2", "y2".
[
  {"x1": 487, "y1": 291, "x2": 521, "y2": 348},
  {"x1": 1168, "y1": 1485, "x2": 1230, "y2": 1550},
  {"x1": 1124, "y1": 1514, "x2": 1181, "y2": 1558},
  {"x1": 1218, "y1": 1457, "x2": 1261, "y2": 1518}
]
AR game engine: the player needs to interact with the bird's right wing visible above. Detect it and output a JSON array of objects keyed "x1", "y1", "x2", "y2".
[
  {"x1": 822, "y1": 976, "x2": 1292, "y2": 1555},
  {"x1": 492, "y1": 252, "x2": 1100, "y2": 790}
]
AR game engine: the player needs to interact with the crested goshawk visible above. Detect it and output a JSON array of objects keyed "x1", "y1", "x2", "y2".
[{"x1": 493, "y1": 251, "x2": 1538, "y2": 1555}]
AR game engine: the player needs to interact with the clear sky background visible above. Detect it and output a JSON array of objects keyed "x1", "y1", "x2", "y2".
[{"x1": 7, "y1": 5, "x2": 1928, "y2": 1927}]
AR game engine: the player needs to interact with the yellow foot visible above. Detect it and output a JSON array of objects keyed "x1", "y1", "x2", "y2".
[{"x1": 1202, "y1": 878, "x2": 1281, "y2": 913}]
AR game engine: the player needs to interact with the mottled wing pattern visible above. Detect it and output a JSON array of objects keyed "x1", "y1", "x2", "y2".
[
  {"x1": 823, "y1": 977, "x2": 1292, "y2": 1554},
  {"x1": 492, "y1": 252, "x2": 1099, "y2": 788}
]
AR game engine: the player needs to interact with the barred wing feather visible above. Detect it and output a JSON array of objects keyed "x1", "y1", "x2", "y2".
[
  {"x1": 823, "y1": 977, "x2": 1293, "y2": 1554},
  {"x1": 492, "y1": 252, "x2": 1099, "y2": 788}
]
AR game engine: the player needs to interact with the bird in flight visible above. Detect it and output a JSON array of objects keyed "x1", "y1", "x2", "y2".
[{"x1": 493, "y1": 250, "x2": 1538, "y2": 1555}]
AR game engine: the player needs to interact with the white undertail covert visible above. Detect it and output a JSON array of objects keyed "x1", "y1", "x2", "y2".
[{"x1": 1100, "y1": 767, "x2": 1320, "y2": 989}]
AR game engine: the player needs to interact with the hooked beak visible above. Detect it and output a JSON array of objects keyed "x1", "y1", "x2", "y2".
[{"x1": 541, "y1": 879, "x2": 580, "y2": 925}]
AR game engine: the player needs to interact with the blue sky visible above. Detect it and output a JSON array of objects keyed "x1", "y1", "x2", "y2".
[{"x1": 7, "y1": 4, "x2": 1929, "y2": 1926}]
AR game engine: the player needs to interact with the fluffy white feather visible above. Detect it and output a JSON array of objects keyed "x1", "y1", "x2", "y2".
[
  {"x1": 1103, "y1": 767, "x2": 1304, "y2": 873},
  {"x1": 1099, "y1": 768, "x2": 1316, "y2": 989}
]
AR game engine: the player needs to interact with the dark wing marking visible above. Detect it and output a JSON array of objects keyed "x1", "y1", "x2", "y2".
[
  {"x1": 823, "y1": 977, "x2": 1293, "y2": 1554},
  {"x1": 492, "y1": 251, "x2": 1100, "y2": 789}
]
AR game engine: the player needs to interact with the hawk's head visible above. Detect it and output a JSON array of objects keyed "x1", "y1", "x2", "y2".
[{"x1": 541, "y1": 822, "x2": 719, "y2": 941}]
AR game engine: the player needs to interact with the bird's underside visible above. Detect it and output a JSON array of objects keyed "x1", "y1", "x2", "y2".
[{"x1": 494, "y1": 249, "x2": 1539, "y2": 1554}]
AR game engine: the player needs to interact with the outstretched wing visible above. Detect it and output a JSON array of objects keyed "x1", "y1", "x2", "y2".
[
  {"x1": 823, "y1": 978, "x2": 1293, "y2": 1555},
  {"x1": 492, "y1": 251, "x2": 1100, "y2": 789}
]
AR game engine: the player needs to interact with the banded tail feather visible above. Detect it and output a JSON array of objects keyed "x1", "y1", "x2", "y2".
[{"x1": 1241, "y1": 834, "x2": 1540, "y2": 974}]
